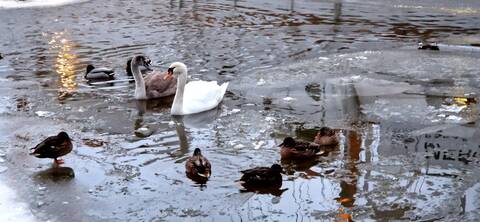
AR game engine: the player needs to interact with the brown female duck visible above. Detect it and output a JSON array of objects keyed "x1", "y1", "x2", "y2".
[
  {"x1": 279, "y1": 137, "x2": 325, "y2": 159},
  {"x1": 185, "y1": 148, "x2": 211, "y2": 179},
  {"x1": 30, "y1": 132, "x2": 72, "y2": 165},
  {"x1": 314, "y1": 127, "x2": 339, "y2": 146},
  {"x1": 239, "y1": 164, "x2": 284, "y2": 189}
]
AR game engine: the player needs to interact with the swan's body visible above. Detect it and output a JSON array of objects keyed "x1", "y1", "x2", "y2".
[
  {"x1": 167, "y1": 62, "x2": 228, "y2": 115},
  {"x1": 130, "y1": 56, "x2": 177, "y2": 100}
]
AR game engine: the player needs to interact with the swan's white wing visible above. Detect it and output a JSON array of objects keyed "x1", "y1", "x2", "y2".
[{"x1": 182, "y1": 80, "x2": 228, "y2": 114}]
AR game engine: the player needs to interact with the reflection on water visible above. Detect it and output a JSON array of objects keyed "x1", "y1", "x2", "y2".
[
  {"x1": 49, "y1": 31, "x2": 78, "y2": 100},
  {"x1": 34, "y1": 166, "x2": 75, "y2": 182},
  {"x1": 1, "y1": 0, "x2": 480, "y2": 221}
]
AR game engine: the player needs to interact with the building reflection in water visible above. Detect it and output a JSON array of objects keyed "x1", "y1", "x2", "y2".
[{"x1": 48, "y1": 31, "x2": 78, "y2": 100}]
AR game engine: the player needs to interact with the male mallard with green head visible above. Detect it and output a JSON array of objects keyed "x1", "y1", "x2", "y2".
[{"x1": 30, "y1": 132, "x2": 72, "y2": 165}]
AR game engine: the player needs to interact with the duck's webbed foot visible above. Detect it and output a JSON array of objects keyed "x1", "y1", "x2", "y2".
[{"x1": 54, "y1": 158, "x2": 65, "y2": 165}]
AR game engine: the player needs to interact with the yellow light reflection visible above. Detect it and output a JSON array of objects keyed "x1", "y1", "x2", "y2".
[
  {"x1": 49, "y1": 32, "x2": 78, "y2": 100},
  {"x1": 453, "y1": 97, "x2": 476, "y2": 106}
]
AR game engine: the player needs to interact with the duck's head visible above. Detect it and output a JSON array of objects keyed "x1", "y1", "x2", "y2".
[
  {"x1": 193, "y1": 148, "x2": 202, "y2": 156},
  {"x1": 86, "y1": 65, "x2": 95, "y2": 74},
  {"x1": 319, "y1": 127, "x2": 334, "y2": 136},
  {"x1": 132, "y1": 55, "x2": 153, "y2": 71},
  {"x1": 270, "y1": 164, "x2": 283, "y2": 173},
  {"x1": 165, "y1": 62, "x2": 187, "y2": 80},
  {"x1": 279, "y1": 137, "x2": 295, "y2": 147},
  {"x1": 57, "y1": 131, "x2": 70, "y2": 141}
]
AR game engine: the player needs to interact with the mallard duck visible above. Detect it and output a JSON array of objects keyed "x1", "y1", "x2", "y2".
[
  {"x1": 418, "y1": 41, "x2": 439, "y2": 51},
  {"x1": 239, "y1": 164, "x2": 284, "y2": 189},
  {"x1": 85, "y1": 65, "x2": 115, "y2": 80},
  {"x1": 279, "y1": 137, "x2": 325, "y2": 159},
  {"x1": 30, "y1": 132, "x2": 73, "y2": 165},
  {"x1": 185, "y1": 148, "x2": 211, "y2": 179},
  {"x1": 314, "y1": 127, "x2": 339, "y2": 146}
]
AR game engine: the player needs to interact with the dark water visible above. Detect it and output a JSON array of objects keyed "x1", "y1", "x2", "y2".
[{"x1": 0, "y1": 0, "x2": 480, "y2": 221}]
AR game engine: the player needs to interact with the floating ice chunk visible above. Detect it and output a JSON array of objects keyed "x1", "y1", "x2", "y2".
[
  {"x1": 230, "y1": 109, "x2": 241, "y2": 114},
  {"x1": 0, "y1": 166, "x2": 7, "y2": 173},
  {"x1": 265, "y1": 117, "x2": 275, "y2": 122},
  {"x1": 256, "y1": 78, "x2": 266, "y2": 86},
  {"x1": 439, "y1": 104, "x2": 465, "y2": 113},
  {"x1": 446, "y1": 115, "x2": 463, "y2": 122},
  {"x1": 253, "y1": 141, "x2": 265, "y2": 150},
  {"x1": 355, "y1": 56, "x2": 368, "y2": 60},
  {"x1": 38, "y1": 186, "x2": 47, "y2": 191},
  {"x1": 37, "y1": 201, "x2": 45, "y2": 208},
  {"x1": 234, "y1": 144, "x2": 246, "y2": 149},
  {"x1": 283, "y1": 97, "x2": 296, "y2": 102},
  {"x1": 135, "y1": 127, "x2": 153, "y2": 138},
  {"x1": 35, "y1": 111, "x2": 54, "y2": 117}
]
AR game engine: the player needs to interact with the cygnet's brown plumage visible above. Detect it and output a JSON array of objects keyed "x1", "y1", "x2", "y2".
[{"x1": 130, "y1": 55, "x2": 177, "y2": 99}]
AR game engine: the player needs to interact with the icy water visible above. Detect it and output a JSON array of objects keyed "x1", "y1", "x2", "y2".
[{"x1": 1, "y1": 0, "x2": 480, "y2": 221}]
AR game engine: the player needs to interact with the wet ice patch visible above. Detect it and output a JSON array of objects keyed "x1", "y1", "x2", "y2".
[
  {"x1": 0, "y1": 181, "x2": 37, "y2": 222},
  {"x1": 282, "y1": 97, "x2": 296, "y2": 102},
  {"x1": 34, "y1": 111, "x2": 54, "y2": 117},
  {"x1": 0, "y1": 0, "x2": 88, "y2": 9}
]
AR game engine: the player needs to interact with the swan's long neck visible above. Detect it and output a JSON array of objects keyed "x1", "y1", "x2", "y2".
[
  {"x1": 131, "y1": 61, "x2": 147, "y2": 99},
  {"x1": 171, "y1": 71, "x2": 187, "y2": 115}
]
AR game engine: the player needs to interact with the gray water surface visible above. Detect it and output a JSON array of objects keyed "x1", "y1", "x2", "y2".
[{"x1": 0, "y1": 0, "x2": 480, "y2": 221}]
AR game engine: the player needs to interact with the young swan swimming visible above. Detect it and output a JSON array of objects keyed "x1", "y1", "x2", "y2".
[{"x1": 130, "y1": 55, "x2": 177, "y2": 99}]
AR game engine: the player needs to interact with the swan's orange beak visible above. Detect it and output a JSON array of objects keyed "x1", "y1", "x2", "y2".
[{"x1": 163, "y1": 71, "x2": 173, "y2": 80}]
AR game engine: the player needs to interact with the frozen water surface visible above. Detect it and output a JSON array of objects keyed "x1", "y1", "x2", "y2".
[{"x1": 0, "y1": 0, "x2": 480, "y2": 221}]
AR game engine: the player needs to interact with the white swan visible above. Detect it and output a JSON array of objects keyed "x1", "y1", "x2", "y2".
[
  {"x1": 131, "y1": 55, "x2": 177, "y2": 100},
  {"x1": 165, "y1": 62, "x2": 229, "y2": 115}
]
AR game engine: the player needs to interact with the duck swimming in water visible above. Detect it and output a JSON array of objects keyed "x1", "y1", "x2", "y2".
[
  {"x1": 279, "y1": 137, "x2": 325, "y2": 159},
  {"x1": 418, "y1": 41, "x2": 439, "y2": 51},
  {"x1": 239, "y1": 164, "x2": 284, "y2": 188},
  {"x1": 30, "y1": 132, "x2": 73, "y2": 165},
  {"x1": 85, "y1": 64, "x2": 115, "y2": 80},
  {"x1": 314, "y1": 127, "x2": 339, "y2": 146},
  {"x1": 185, "y1": 148, "x2": 211, "y2": 179}
]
